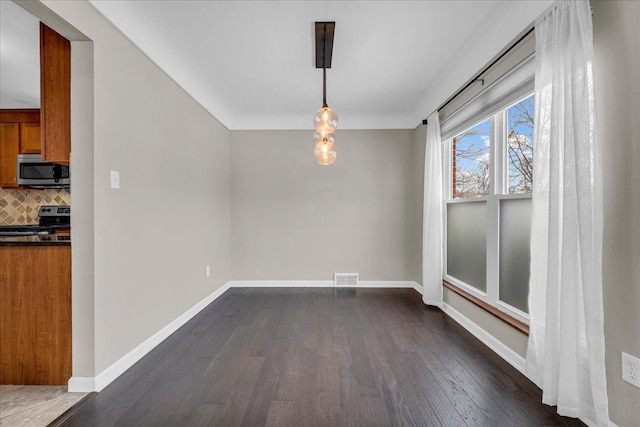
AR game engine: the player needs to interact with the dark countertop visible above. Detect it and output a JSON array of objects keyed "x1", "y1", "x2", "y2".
[{"x1": 0, "y1": 234, "x2": 71, "y2": 246}]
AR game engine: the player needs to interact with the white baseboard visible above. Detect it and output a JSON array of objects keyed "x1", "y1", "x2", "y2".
[
  {"x1": 412, "y1": 282, "x2": 424, "y2": 294},
  {"x1": 68, "y1": 281, "x2": 231, "y2": 392},
  {"x1": 68, "y1": 376, "x2": 95, "y2": 392},
  {"x1": 228, "y1": 280, "x2": 420, "y2": 289},
  {"x1": 228, "y1": 280, "x2": 333, "y2": 288},
  {"x1": 358, "y1": 280, "x2": 419, "y2": 289},
  {"x1": 441, "y1": 302, "x2": 526, "y2": 375}
]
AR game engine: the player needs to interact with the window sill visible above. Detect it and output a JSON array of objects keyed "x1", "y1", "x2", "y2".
[{"x1": 442, "y1": 280, "x2": 530, "y2": 336}]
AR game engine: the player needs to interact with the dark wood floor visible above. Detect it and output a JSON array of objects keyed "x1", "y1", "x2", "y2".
[{"x1": 59, "y1": 288, "x2": 584, "y2": 426}]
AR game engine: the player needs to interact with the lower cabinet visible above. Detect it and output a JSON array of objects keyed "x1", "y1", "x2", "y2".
[{"x1": 0, "y1": 245, "x2": 72, "y2": 385}]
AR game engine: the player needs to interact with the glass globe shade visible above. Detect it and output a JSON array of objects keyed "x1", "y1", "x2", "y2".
[
  {"x1": 314, "y1": 137, "x2": 337, "y2": 166},
  {"x1": 313, "y1": 106, "x2": 339, "y2": 133},
  {"x1": 313, "y1": 130, "x2": 335, "y2": 145}
]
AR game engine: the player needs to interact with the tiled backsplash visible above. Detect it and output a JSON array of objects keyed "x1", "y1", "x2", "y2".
[{"x1": 0, "y1": 188, "x2": 70, "y2": 225}]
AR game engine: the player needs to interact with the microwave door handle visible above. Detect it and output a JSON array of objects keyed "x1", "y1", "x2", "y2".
[{"x1": 52, "y1": 165, "x2": 60, "y2": 182}]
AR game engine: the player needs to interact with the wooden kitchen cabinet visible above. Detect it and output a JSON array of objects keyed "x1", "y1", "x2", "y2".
[
  {"x1": 0, "y1": 245, "x2": 72, "y2": 385},
  {"x1": 0, "y1": 123, "x2": 20, "y2": 188},
  {"x1": 0, "y1": 110, "x2": 41, "y2": 189},
  {"x1": 40, "y1": 23, "x2": 71, "y2": 165},
  {"x1": 20, "y1": 123, "x2": 41, "y2": 153}
]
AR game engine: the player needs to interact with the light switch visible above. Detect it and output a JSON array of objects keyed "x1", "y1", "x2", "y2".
[{"x1": 110, "y1": 170, "x2": 120, "y2": 189}]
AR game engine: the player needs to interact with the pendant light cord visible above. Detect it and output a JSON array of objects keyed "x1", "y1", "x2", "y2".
[
  {"x1": 322, "y1": 23, "x2": 328, "y2": 108},
  {"x1": 323, "y1": 67, "x2": 327, "y2": 107}
]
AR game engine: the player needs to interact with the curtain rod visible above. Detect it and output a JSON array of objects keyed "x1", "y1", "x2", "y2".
[{"x1": 423, "y1": 25, "x2": 535, "y2": 126}]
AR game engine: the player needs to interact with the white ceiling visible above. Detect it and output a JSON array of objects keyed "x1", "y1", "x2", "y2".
[{"x1": 1, "y1": 1, "x2": 553, "y2": 130}]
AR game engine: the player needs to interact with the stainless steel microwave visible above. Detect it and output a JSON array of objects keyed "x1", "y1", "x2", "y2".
[{"x1": 16, "y1": 154, "x2": 70, "y2": 188}]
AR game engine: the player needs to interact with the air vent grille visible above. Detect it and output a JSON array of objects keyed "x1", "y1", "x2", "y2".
[{"x1": 334, "y1": 273, "x2": 358, "y2": 287}]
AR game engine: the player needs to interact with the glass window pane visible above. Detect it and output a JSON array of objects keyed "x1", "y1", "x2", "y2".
[
  {"x1": 506, "y1": 95, "x2": 534, "y2": 194},
  {"x1": 452, "y1": 119, "x2": 491, "y2": 199},
  {"x1": 499, "y1": 198, "x2": 531, "y2": 313},
  {"x1": 447, "y1": 202, "x2": 487, "y2": 292}
]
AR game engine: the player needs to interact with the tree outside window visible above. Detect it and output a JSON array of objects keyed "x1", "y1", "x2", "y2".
[
  {"x1": 507, "y1": 95, "x2": 534, "y2": 193},
  {"x1": 452, "y1": 95, "x2": 535, "y2": 198},
  {"x1": 452, "y1": 119, "x2": 491, "y2": 198}
]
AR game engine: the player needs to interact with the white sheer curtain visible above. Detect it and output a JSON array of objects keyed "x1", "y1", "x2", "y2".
[
  {"x1": 526, "y1": 1, "x2": 609, "y2": 426},
  {"x1": 421, "y1": 112, "x2": 443, "y2": 306}
]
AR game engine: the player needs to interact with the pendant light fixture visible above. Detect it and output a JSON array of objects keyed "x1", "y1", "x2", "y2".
[{"x1": 313, "y1": 22, "x2": 337, "y2": 166}]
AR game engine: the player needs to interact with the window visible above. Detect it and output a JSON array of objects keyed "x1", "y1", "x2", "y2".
[
  {"x1": 453, "y1": 119, "x2": 491, "y2": 198},
  {"x1": 506, "y1": 96, "x2": 534, "y2": 193},
  {"x1": 445, "y1": 94, "x2": 534, "y2": 323}
]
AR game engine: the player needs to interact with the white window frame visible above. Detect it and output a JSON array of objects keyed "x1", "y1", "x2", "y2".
[{"x1": 443, "y1": 94, "x2": 534, "y2": 325}]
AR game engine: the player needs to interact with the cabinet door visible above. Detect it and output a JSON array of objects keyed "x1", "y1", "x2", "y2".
[
  {"x1": 0, "y1": 246, "x2": 72, "y2": 385},
  {"x1": 19, "y1": 123, "x2": 41, "y2": 154},
  {"x1": 40, "y1": 23, "x2": 70, "y2": 165},
  {"x1": 0, "y1": 123, "x2": 20, "y2": 188}
]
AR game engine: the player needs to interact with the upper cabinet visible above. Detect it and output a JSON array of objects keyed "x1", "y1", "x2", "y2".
[
  {"x1": 0, "y1": 109, "x2": 40, "y2": 188},
  {"x1": 20, "y1": 123, "x2": 41, "y2": 153},
  {"x1": 0, "y1": 123, "x2": 20, "y2": 188},
  {"x1": 40, "y1": 23, "x2": 70, "y2": 165}
]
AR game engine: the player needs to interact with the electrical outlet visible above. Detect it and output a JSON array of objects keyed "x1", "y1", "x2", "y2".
[
  {"x1": 205, "y1": 265, "x2": 211, "y2": 278},
  {"x1": 622, "y1": 352, "x2": 640, "y2": 388}
]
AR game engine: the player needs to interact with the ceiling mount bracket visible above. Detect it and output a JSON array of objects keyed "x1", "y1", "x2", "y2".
[{"x1": 315, "y1": 21, "x2": 335, "y2": 69}]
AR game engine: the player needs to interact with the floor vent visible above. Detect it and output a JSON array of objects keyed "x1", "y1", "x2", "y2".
[{"x1": 334, "y1": 273, "x2": 358, "y2": 287}]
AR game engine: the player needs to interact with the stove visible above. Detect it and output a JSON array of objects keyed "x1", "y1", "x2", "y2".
[
  {"x1": 0, "y1": 205, "x2": 70, "y2": 237},
  {"x1": 38, "y1": 205, "x2": 71, "y2": 227}
]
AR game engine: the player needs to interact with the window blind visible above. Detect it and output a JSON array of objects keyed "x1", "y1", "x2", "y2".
[{"x1": 440, "y1": 54, "x2": 535, "y2": 140}]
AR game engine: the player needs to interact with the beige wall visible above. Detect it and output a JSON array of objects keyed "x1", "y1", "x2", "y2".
[
  {"x1": 36, "y1": 0, "x2": 231, "y2": 375},
  {"x1": 230, "y1": 130, "x2": 417, "y2": 281},
  {"x1": 593, "y1": 1, "x2": 640, "y2": 425},
  {"x1": 69, "y1": 39, "x2": 95, "y2": 378}
]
